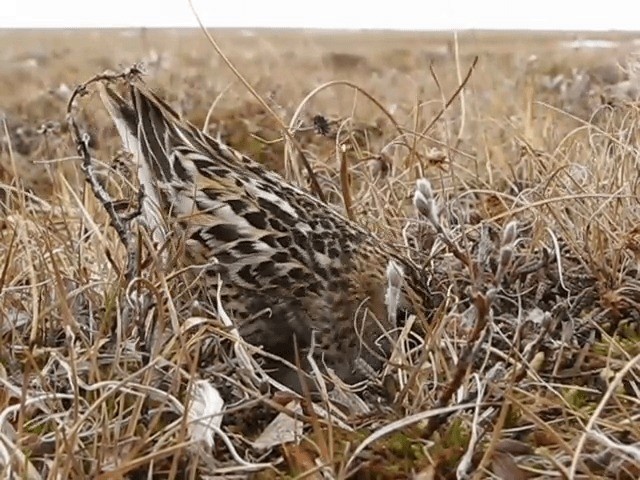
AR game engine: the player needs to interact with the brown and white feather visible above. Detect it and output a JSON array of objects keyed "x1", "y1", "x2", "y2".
[{"x1": 99, "y1": 80, "x2": 431, "y2": 385}]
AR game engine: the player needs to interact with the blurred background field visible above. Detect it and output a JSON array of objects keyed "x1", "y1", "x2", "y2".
[{"x1": 2, "y1": 28, "x2": 640, "y2": 196}]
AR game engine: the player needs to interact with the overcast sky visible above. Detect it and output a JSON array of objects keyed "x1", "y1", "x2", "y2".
[{"x1": 2, "y1": 0, "x2": 637, "y2": 30}]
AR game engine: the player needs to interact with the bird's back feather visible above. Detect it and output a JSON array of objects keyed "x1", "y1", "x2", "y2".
[{"x1": 100, "y1": 80, "x2": 429, "y2": 385}]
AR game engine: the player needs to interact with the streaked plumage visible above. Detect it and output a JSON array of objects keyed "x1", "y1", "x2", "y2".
[{"x1": 100, "y1": 80, "x2": 431, "y2": 387}]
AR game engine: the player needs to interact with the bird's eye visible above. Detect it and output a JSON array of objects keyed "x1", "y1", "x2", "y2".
[{"x1": 395, "y1": 307, "x2": 411, "y2": 326}]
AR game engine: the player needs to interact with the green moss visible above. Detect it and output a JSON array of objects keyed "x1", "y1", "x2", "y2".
[
  {"x1": 504, "y1": 404, "x2": 522, "y2": 428},
  {"x1": 387, "y1": 432, "x2": 424, "y2": 460},
  {"x1": 564, "y1": 388, "x2": 590, "y2": 410},
  {"x1": 443, "y1": 417, "x2": 469, "y2": 450}
]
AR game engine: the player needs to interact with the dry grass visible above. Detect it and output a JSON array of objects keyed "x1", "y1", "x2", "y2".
[{"x1": 1, "y1": 27, "x2": 640, "y2": 479}]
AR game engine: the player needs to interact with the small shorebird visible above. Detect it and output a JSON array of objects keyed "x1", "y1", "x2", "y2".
[{"x1": 100, "y1": 80, "x2": 431, "y2": 388}]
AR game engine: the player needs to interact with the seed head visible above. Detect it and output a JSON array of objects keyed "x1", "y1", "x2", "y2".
[
  {"x1": 413, "y1": 179, "x2": 439, "y2": 226},
  {"x1": 385, "y1": 259, "x2": 405, "y2": 324},
  {"x1": 501, "y1": 220, "x2": 518, "y2": 247}
]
